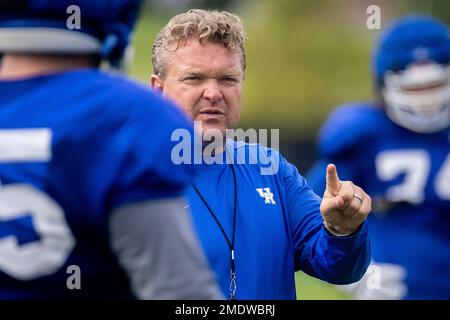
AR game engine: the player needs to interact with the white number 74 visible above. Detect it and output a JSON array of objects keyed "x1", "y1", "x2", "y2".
[{"x1": 376, "y1": 150, "x2": 450, "y2": 204}]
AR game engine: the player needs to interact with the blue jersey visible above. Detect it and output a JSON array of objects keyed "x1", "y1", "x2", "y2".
[
  {"x1": 0, "y1": 69, "x2": 194, "y2": 299},
  {"x1": 308, "y1": 103, "x2": 450, "y2": 299},
  {"x1": 186, "y1": 140, "x2": 371, "y2": 299}
]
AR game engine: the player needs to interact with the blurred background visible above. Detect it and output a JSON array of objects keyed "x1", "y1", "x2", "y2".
[{"x1": 128, "y1": 0, "x2": 450, "y2": 299}]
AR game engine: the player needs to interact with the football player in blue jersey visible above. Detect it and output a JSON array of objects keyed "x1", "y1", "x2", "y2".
[
  {"x1": 150, "y1": 9, "x2": 373, "y2": 300},
  {"x1": 308, "y1": 15, "x2": 450, "y2": 299},
  {"x1": 0, "y1": 0, "x2": 222, "y2": 299}
]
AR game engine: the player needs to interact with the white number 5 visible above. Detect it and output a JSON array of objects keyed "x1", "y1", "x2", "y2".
[
  {"x1": 0, "y1": 183, "x2": 75, "y2": 280},
  {"x1": 0, "y1": 128, "x2": 75, "y2": 280}
]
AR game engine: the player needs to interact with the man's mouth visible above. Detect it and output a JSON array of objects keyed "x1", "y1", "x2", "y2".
[{"x1": 199, "y1": 108, "x2": 225, "y2": 115}]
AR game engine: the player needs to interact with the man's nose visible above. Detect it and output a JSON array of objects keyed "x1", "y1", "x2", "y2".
[{"x1": 203, "y1": 80, "x2": 223, "y2": 103}]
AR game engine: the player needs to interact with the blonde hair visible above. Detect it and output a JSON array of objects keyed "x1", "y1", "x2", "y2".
[{"x1": 152, "y1": 9, "x2": 246, "y2": 78}]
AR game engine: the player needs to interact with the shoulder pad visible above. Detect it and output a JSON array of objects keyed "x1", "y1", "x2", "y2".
[{"x1": 318, "y1": 102, "x2": 387, "y2": 156}]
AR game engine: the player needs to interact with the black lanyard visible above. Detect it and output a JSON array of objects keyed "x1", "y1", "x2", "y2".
[{"x1": 191, "y1": 163, "x2": 237, "y2": 300}]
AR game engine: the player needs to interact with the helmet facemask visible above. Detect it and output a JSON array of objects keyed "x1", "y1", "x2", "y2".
[{"x1": 381, "y1": 62, "x2": 450, "y2": 133}]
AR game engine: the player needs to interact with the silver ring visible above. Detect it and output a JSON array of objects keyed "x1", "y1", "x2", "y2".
[{"x1": 353, "y1": 194, "x2": 364, "y2": 204}]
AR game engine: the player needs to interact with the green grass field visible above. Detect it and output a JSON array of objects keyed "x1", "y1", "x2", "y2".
[{"x1": 295, "y1": 272, "x2": 350, "y2": 300}]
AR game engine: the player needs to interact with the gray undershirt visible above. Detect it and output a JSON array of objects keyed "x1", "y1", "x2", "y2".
[{"x1": 109, "y1": 197, "x2": 223, "y2": 300}]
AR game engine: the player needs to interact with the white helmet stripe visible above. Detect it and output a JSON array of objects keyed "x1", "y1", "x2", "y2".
[{"x1": 0, "y1": 28, "x2": 101, "y2": 54}]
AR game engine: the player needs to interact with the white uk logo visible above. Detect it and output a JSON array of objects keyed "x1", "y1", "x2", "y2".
[{"x1": 256, "y1": 188, "x2": 276, "y2": 205}]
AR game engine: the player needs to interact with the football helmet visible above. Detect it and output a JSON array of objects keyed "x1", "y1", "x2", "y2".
[
  {"x1": 0, "y1": 0, "x2": 142, "y2": 68},
  {"x1": 373, "y1": 15, "x2": 450, "y2": 133}
]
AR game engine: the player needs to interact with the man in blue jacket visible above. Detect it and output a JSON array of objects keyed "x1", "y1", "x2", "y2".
[{"x1": 150, "y1": 9, "x2": 372, "y2": 299}]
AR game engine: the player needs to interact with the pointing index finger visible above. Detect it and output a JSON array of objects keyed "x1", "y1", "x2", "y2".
[{"x1": 326, "y1": 163, "x2": 341, "y2": 195}]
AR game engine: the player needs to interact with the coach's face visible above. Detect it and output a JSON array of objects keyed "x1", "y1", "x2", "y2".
[{"x1": 151, "y1": 39, "x2": 244, "y2": 135}]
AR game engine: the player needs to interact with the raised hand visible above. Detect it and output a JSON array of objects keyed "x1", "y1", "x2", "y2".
[{"x1": 320, "y1": 164, "x2": 372, "y2": 236}]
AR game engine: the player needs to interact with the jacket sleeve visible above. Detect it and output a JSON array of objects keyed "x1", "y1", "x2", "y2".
[
  {"x1": 281, "y1": 157, "x2": 371, "y2": 284},
  {"x1": 109, "y1": 197, "x2": 224, "y2": 299}
]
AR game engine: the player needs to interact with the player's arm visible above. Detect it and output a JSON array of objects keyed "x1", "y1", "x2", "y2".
[{"x1": 109, "y1": 197, "x2": 223, "y2": 300}]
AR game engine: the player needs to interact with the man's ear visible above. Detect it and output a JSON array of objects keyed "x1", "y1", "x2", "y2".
[{"x1": 150, "y1": 74, "x2": 164, "y2": 92}]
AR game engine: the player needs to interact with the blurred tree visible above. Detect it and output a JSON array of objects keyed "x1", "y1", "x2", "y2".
[
  {"x1": 241, "y1": 0, "x2": 375, "y2": 139},
  {"x1": 395, "y1": 0, "x2": 450, "y2": 24}
]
